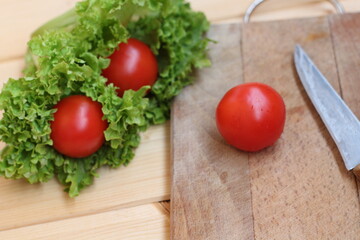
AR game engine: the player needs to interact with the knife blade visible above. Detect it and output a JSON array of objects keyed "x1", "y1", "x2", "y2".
[{"x1": 294, "y1": 45, "x2": 360, "y2": 180}]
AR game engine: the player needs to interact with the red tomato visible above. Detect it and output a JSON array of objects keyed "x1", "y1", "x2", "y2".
[
  {"x1": 50, "y1": 95, "x2": 108, "y2": 158},
  {"x1": 216, "y1": 83, "x2": 286, "y2": 152},
  {"x1": 102, "y1": 38, "x2": 158, "y2": 97}
]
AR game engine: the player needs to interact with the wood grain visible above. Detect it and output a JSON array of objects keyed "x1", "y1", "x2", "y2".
[
  {"x1": 329, "y1": 12, "x2": 360, "y2": 198},
  {"x1": 329, "y1": 13, "x2": 360, "y2": 118},
  {"x1": 0, "y1": 50, "x2": 171, "y2": 232},
  {"x1": 0, "y1": 119, "x2": 171, "y2": 231},
  {"x1": 2, "y1": 0, "x2": 360, "y2": 62},
  {"x1": 0, "y1": 59, "x2": 24, "y2": 89},
  {"x1": 242, "y1": 15, "x2": 360, "y2": 239},
  {"x1": 171, "y1": 13, "x2": 360, "y2": 240},
  {"x1": 0, "y1": 0, "x2": 78, "y2": 62},
  {"x1": 2, "y1": 0, "x2": 360, "y2": 238},
  {"x1": 156, "y1": 200, "x2": 171, "y2": 220},
  {"x1": 171, "y1": 23, "x2": 254, "y2": 240},
  {"x1": 0, "y1": 203, "x2": 169, "y2": 240},
  {"x1": 212, "y1": 0, "x2": 360, "y2": 23}
]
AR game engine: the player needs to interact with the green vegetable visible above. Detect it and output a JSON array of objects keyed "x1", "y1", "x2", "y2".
[{"x1": 0, "y1": 0, "x2": 210, "y2": 197}]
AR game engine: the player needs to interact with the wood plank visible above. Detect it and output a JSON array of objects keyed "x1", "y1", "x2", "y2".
[
  {"x1": 171, "y1": 23, "x2": 254, "y2": 240},
  {"x1": 0, "y1": 58, "x2": 24, "y2": 85},
  {"x1": 0, "y1": 203, "x2": 169, "y2": 240},
  {"x1": 212, "y1": 1, "x2": 360, "y2": 23},
  {"x1": 0, "y1": 0, "x2": 78, "y2": 62},
  {"x1": 192, "y1": 0, "x2": 360, "y2": 23},
  {"x1": 329, "y1": 12, "x2": 360, "y2": 198},
  {"x1": 250, "y1": 2, "x2": 340, "y2": 22},
  {"x1": 158, "y1": 200, "x2": 171, "y2": 217},
  {"x1": 0, "y1": 121, "x2": 170, "y2": 231},
  {"x1": 3, "y1": 0, "x2": 360, "y2": 62},
  {"x1": 329, "y1": 13, "x2": 360, "y2": 117},
  {"x1": 1, "y1": 0, "x2": 360, "y2": 238},
  {"x1": 242, "y1": 15, "x2": 360, "y2": 239},
  {"x1": 0, "y1": 57, "x2": 170, "y2": 231}
]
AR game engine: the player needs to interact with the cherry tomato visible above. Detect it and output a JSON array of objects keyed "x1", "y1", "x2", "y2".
[
  {"x1": 50, "y1": 95, "x2": 108, "y2": 158},
  {"x1": 102, "y1": 38, "x2": 158, "y2": 97},
  {"x1": 216, "y1": 82, "x2": 286, "y2": 152}
]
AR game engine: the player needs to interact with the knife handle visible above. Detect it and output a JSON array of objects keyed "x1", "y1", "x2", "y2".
[{"x1": 352, "y1": 164, "x2": 360, "y2": 181}]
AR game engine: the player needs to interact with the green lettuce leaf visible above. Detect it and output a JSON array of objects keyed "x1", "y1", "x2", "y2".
[{"x1": 0, "y1": 0, "x2": 209, "y2": 197}]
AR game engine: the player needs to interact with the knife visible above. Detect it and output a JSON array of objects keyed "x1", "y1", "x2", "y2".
[{"x1": 294, "y1": 45, "x2": 360, "y2": 180}]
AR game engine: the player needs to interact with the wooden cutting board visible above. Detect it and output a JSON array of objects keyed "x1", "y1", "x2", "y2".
[{"x1": 171, "y1": 13, "x2": 360, "y2": 240}]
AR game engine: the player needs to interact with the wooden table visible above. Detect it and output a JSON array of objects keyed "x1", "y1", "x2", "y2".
[{"x1": 1, "y1": 0, "x2": 360, "y2": 239}]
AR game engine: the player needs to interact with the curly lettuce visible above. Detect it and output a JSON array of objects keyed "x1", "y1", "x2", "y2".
[{"x1": 0, "y1": 0, "x2": 210, "y2": 197}]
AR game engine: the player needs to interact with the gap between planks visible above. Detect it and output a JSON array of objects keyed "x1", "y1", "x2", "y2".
[
  {"x1": 0, "y1": 27, "x2": 172, "y2": 232},
  {"x1": 1, "y1": 200, "x2": 170, "y2": 233},
  {"x1": 0, "y1": 56, "x2": 23, "y2": 65},
  {"x1": 1, "y1": 0, "x2": 360, "y2": 62},
  {"x1": 0, "y1": 115, "x2": 171, "y2": 232},
  {"x1": 0, "y1": 180, "x2": 171, "y2": 232},
  {"x1": 0, "y1": 202, "x2": 170, "y2": 240}
]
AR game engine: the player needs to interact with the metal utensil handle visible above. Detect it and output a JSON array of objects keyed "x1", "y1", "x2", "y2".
[{"x1": 244, "y1": 0, "x2": 345, "y2": 23}]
